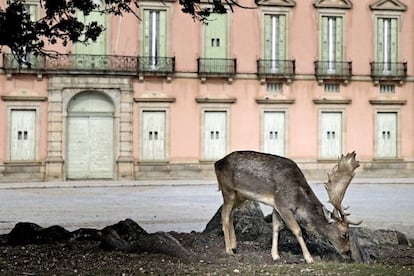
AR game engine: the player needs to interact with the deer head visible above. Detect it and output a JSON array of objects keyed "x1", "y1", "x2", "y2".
[{"x1": 324, "y1": 151, "x2": 362, "y2": 225}]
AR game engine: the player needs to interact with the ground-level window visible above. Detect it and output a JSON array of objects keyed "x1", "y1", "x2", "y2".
[
  {"x1": 203, "y1": 111, "x2": 227, "y2": 160},
  {"x1": 10, "y1": 109, "x2": 36, "y2": 161},
  {"x1": 263, "y1": 111, "x2": 286, "y2": 156},
  {"x1": 320, "y1": 111, "x2": 342, "y2": 159},
  {"x1": 375, "y1": 112, "x2": 397, "y2": 158},
  {"x1": 141, "y1": 110, "x2": 167, "y2": 161}
]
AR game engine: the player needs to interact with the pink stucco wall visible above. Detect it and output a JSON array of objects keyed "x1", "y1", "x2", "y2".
[{"x1": 0, "y1": 0, "x2": 413, "y2": 181}]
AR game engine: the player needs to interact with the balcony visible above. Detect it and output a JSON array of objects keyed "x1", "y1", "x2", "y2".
[
  {"x1": 2, "y1": 53, "x2": 176, "y2": 78},
  {"x1": 138, "y1": 56, "x2": 175, "y2": 77},
  {"x1": 314, "y1": 60, "x2": 352, "y2": 83},
  {"x1": 197, "y1": 58, "x2": 237, "y2": 81},
  {"x1": 370, "y1": 62, "x2": 407, "y2": 84},
  {"x1": 257, "y1": 59, "x2": 295, "y2": 83}
]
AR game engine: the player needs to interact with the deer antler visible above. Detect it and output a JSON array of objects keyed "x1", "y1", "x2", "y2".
[{"x1": 325, "y1": 151, "x2": 362, "y2": 225}]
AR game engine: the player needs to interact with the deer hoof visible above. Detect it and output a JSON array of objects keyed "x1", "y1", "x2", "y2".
[
  {"x1": 272, "y1": 254, "x2": 281, "y2": 262},
  {"x1": 305, "y1": 257, "x2": 314, "y2": 264},
  {"x1": 226, "y1": 248, "x2": 235, "y2": 255}
]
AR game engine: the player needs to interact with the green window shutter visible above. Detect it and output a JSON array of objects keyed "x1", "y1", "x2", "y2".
[
  {"x1": 278, "y1": 15, "x2": 286, "y2": 60},
  {"x1": 158, "y1": 10, "x2": 167, "y2": 57},
  {"x1": 335, "y1": 17, "x2": 343, "y2": 61},
  {"x1": 143, "y1": 10, "x2": 167, "y2": 57},
  {"x1": 377, "y1": 18, "x2": 384, "y2": 62},
  {"x1": 321, "y1": 16, "x2": 329, "y2": 62},
  {"x1": 204, "y1": 13, "x2": 227, "y2": 59},
  {"x1": 264, "y1": 15, "x2": 286, "y2": 60},
  {"x1": 25, "y1": 4, "x2": 37, "y2": 21},
  {"x1": 390, "y1": 18, "x2": 397, "y2": 63},
  {"x1": 143, "y1": 9, "x2": 150, "y2": 56},
  {"x1": 264, "y1": 15, "x2": 271, "y2": 60},
  {"x1": 76, "y1": 11, "x2": 107, "y2": 55}
]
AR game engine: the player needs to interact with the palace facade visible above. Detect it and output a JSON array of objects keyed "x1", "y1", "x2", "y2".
[{"x1": 0, "y1": 0, "x2": 413, "y2": 182}]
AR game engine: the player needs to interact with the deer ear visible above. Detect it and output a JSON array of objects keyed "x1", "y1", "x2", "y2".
[{"x1": 322, "y1": 206, "x2": 336, "y2": 224}]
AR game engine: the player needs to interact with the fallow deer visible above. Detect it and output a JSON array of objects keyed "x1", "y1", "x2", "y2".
[{"x1": 214, "y1": 151, "x2": 361, "y2": 263}]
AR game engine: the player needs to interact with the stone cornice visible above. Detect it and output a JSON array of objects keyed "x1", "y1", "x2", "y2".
[
  {"x1": 1, "y1": 95, "x2": 47, "y2": 102},
  {"x1": 195, "y1": 97, "x2": 236, "y2": 104}
]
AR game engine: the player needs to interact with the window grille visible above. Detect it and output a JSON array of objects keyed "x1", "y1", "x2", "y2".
[{"x1": 324, "y1": 83, "x2": 340, "y2": 92}]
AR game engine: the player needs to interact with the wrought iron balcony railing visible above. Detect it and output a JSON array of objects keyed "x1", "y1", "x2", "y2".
[
  {"x1": 2, "y1": 53, "x2": 176, "y2": 76},
  {"x1": 314, "y1": 60, "x2": 352, "y2": 82},
  {"x1": 138, "y1": 56, "x2": 175, "y2": 75},
  {"x1": 197, "y1": 58, "x2": 237, "y2": 77},
  {"x1": 370, "y1": 62, "x2": 407, "y2": 82},
  {"x1": 257, "y1": 59, "x2": 295, "y2": 80}
]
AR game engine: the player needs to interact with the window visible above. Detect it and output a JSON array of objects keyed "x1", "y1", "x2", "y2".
[
  {"x1": 376, "y1": 112, "x2": 397, "y2": 158},
  {"x1": 76, "y1": 7, "x2": 107, "y2": 55},
  {"x1": 14, "y1": 4, "x2": 38, "y2": 67},
  {"x1": 266, "y1": 82, "x2": 283, "y2": 92},
  {"x1": 10, "y1": 110, "x2": 36, "y2": 161},
  {"x1": 203, "y1": 111, "x2": 227, "y2": 160},
  {"x1": 321, "y1": 16, "x2": 343, "y2": 73},
  {"x1": 264, "y1": 14, "x2": 286, "y2": 71},
  {"x1": 376, "y1": 17, "x2": 398, "y2": 73},
  {"x1": 320, "y1": 111, "x2": 343, "y2": 159},
  {"x1": 379, "y1": 84, "x2": 395, "y2": 93},
  {"x1": 204, "y1": 13, "x2": 227, "y2": 59},
  {"x1": 141, "y1": 110, "x2": 167, "y2": 161},
  {"x1": 143, "y1": 9, "x2": 167, "y2": 63},
  {"x1": 263, "y1": 111, "x2": 286, "y2": 156},
  {"x1": 324, "y1": 83, "x2": 340, "y2": 92}
]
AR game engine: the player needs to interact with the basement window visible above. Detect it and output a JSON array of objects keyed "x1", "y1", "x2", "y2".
[
  {"x1": 266, "y1": 82, "x2": 283, "y2": 93},
  {"x1": 380, "y1": 84, "x2": 395, "y2": 94},
  {"x1": 324, "y1": 83, "x2": 340, "y2": 93}
]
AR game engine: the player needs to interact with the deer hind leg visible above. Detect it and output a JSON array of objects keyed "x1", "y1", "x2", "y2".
[
  {"x1": 271, "y1": 210, "x2": 283, "y2": 261},
  {"x1": 276, "y1": 207, "x2": 314, "y2": 264},
  {"x1": 221, "y1": 194, "x2": 237, "y2": 255}
]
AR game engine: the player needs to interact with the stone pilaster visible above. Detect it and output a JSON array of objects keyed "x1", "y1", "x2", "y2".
[
  {"x1": 45, "y1": 88, "x2": 64, "y2": 180},
  {"x1": 117, "y1": 85, "x2": 134, "y2": 180}
]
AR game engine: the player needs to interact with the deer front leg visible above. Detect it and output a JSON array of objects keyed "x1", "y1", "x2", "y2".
[
  {"x1": 277, "y1": 207, "x2": 314, "y2": 264},
  {"x1": 221, "y1": 200, "x2": 236, "y2": 255},
  {"x1": 271, "y1": 210, "x2": 283, "y2": 261}
]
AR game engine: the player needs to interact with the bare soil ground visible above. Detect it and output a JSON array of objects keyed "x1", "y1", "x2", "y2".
[{"x1": 1, "y1": 231, "x2": 413, "y2": 275}]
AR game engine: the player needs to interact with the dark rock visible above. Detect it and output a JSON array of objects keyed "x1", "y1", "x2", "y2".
[
  {"x1": 100, "y1": 219, "x2": 194, "y2": 262},
  {"x1": 71, "y1": 228, "x2": 102, "y2": 241},
  {"x1": 8, "y1": 222, "x2": 71, "y2": 245},
  {"x1": 204, "y1": 201, "x2": 272, "y2": 243}
]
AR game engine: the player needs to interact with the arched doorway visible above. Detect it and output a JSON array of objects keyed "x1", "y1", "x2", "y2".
[{"x1": 66, "y1": 92, "x2": 114, "y2": 179}]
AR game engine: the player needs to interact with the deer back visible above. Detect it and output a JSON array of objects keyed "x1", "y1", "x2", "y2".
[{"x1": 215, "y1": 151, "x2": 323, "y2": 211}]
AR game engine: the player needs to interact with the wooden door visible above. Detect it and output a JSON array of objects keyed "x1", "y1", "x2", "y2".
[{"x1": 67, "y1": 115, "x2": 114, "y2": 179}]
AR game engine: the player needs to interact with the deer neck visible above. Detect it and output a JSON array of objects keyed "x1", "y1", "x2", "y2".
[{"x1": 297, "y1": 199, "x2": 331, "y2": 233}]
